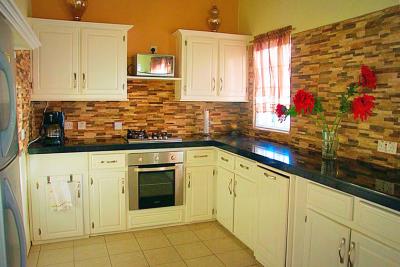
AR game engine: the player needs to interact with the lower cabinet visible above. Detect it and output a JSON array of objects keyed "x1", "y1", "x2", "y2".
[
  {"x1": 254, "y1": 166, "x2": 290, "y2": 267},
  {"x1": 185, "y1": 166, "x2": 215, "y2": 222},
  {"x1": 30, "y1": 174, "x2": 84, "y2": 241},
  {"x1": 90, "y1": 171, "x2": 126, "y2": 234},
  {"x1": 216, "y1": 167, "x2": 234, "y2": 231}
]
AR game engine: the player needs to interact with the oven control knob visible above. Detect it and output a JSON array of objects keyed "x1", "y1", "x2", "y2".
[
  {"x1": 138, "y1": 157, "x2": 143, "y2": 162},
  {"x1": 154, "y1": 155, "x2": 160, "y2": 161},
  {"x1": 171, "y1": 155, "x2": 176, "y2": 161}
]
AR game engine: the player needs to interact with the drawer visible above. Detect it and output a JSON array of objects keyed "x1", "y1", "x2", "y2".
[
  {"x1": 307, "y1": 183, "x2": 353, "y2": 220},
  {"x1": 186, "y1": 150, "x2": 215, "y2": 165},
  {"x1": 217, "y1": 150, "x2": 235, "y2": 170},
  {"x1": 234, "y1": 156, "x2": 254, "y2": 178},
  {"x1": 354, "y1": 199, "x2": 400, "y2": 248},
  {"x1": 91, "y1": 154, "x2": 126, "y2": 169}
]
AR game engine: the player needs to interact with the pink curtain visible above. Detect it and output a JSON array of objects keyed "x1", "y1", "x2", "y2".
[{"x1": 253, "y1": 26, "x2": 292, "y2": 113}]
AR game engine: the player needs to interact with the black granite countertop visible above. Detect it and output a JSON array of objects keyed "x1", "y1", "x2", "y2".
[{"x1": 28, "y1": 135, "x2": 400, "y2": 211}]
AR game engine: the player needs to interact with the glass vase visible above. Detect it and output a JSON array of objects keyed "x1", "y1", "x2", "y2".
[{"x1": 322, "y1": 129, "x2": 339, "y2": 160}]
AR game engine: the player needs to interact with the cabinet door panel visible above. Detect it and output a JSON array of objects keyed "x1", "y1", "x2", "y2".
[
  {"x1": 186, "y1": 166, "x2": 214, "y2": 222},
  {"x1": 81, "y1": 28, "x2": 126, "y2": 97},
  {"x1": 34, "y1": 175, "x2": 84, "y2": 240},
  {"x1": 234, "y1": 175, "x2": 256, "y2": 249},
  {"x1": 303, "y1": 210, "x2": 350, "y2": 267},
  {"x1": 185, "y1": 37, "x2": 218, "y2": 98},
  {"x1": 351, "y1": 231, "x2": 400, "y2": 267},
  {"x1": 32, "y1": 25, "x2": 79, "y2": 98},
  {"x1": 216, "y1": 167, "x2": 234, "y2": 231},
  {"x1": 90, "y1": 172, "x2": 126, "y2": 233},
  {"x1": 219, "y1": 40, "x2": 247, "y2": 100}
]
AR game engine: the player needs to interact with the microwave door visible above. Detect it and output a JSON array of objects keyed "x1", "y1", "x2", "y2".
[{"x1": 0, "y1": 51, "x2": 18, "y2": 170}]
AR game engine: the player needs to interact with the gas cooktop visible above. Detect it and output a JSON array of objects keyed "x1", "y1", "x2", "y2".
[{"x1": 126, "y1": 130, "x2": 182, "y2": 143}]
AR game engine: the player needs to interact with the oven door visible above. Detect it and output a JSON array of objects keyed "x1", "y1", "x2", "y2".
[{"x1": 128, "y1": 164, "x2": 183, "y2": 210}]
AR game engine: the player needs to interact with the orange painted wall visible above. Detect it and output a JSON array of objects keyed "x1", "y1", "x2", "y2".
[{"x1": 31, "y1": 0, "x2": 238, "y2": 58}]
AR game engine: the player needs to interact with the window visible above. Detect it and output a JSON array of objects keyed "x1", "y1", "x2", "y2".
[{"x1": 253, "y1": 27, "x2": 292, "y2": 132}]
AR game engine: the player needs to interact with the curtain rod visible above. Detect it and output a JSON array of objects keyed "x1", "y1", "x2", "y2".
[{"x1": 250, "y1": 25, "x2": 294, "y2": 43}]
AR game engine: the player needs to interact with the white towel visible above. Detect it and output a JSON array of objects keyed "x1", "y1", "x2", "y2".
[{"x1": 48, "y1": 178, "x2": 73, "y2": 211}]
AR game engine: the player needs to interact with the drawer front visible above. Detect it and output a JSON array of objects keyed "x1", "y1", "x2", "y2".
[
  {"x1": 307, "y1": 183, "x2": 353, "y2": 220},
  {"x1": 91, "y1": 154, "x2": 126, "y2": 169},
  {"x1": 217, "y1": 150, "x2": 235, "y2": 170},
  {"x1": 186, "y1": 150, "x2": 215, "y2": 165},
  {"x1": 354, "y1": 199, "x2": 400, "y2": 248},
  {"x1": 234, "y1": 156, "x2": 254, "y2": 179}
]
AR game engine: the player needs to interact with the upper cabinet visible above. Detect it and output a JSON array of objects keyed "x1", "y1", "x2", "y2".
[
  {"x1": 174, "y1": 30, "x2": 250, "y2": 102},
  {"x1": 30, "y1": 18, "x2": 132, "y2": 101}
]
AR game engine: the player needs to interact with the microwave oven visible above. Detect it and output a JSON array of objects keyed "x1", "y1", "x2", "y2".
[{"x1": 135, "y1": 54, "x2": 175, "y2": 77}]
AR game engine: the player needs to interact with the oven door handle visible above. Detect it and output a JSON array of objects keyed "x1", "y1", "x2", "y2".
[{"x1": 133, "y1": 166, "x2": 179, "y2": 172}]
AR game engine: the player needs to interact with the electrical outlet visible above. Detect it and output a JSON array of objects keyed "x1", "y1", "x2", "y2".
[
  {"x1": 375, "y1": 179, "x2": 395, "y2": 195},
  {"x1": 114, "y1": 121, "x2": 123, "y2": 130},
  {"x1": 150, "y1": 46, "x2": 157, "y2": 53},
  {"x1": 77, "y1": 121, "x2": 86, "y2": 130},
  {"x1": 64, "y1": 121, "x2": 73, "y2": 130},
  {"x1": 377, "y1": 140, "x2": 397, "y2": 155}
]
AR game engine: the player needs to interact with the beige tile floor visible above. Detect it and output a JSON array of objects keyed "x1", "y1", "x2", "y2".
[{"x1": 27, "y1": 221, "x2": 264, "y2": 267}]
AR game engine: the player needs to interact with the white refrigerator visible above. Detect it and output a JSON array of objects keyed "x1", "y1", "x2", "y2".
[{"x1": 0, "y1": 14, "x2": 27, "y2": 267}]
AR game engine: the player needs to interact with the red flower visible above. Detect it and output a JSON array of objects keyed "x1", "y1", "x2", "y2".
[
  {"x1": 352, "y1": 94, "x2": 375, "y2": 121},
  {"x1": 293, "y1": 89, "x2": 315, "y2": 114},
  {"x1": 275, "y1": 104, "x2": 287, "y2": 122},
  {"x1": 359, "y1": 65, "x2": 377, "y2": 89}
]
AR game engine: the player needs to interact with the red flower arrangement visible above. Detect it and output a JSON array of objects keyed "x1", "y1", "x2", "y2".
[{"x1": 275, "y1": 65, "x2": 377, "y2": 159}]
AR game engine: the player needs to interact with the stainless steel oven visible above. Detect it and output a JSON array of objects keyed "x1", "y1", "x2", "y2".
[{"x1": 128, "y1": 151, "x2": 183, "y2": 210}]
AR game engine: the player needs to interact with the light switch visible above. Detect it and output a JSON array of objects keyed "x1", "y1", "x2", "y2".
[
  {"x1": 77, "y1": 121, "x2": 86, "y2": 130},
  {"x1": 65, "y1": 121, "x2": 73, "y2": 130},
  {"x1": 114, "y1": 121, "x2": 123, "y2": 130}
]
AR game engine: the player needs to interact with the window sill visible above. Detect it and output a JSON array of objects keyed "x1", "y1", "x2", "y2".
[{"x1": 253, "y1": 126, "x2": 290, "y2": 134}]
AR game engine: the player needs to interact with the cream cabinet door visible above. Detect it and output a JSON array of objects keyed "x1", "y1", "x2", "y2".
[
  {"x1": 185, "y1": 37, "x2": 218, "y2": 100},
  {"x1": 32, "y1": 25, "x2": 79, "y2": 100},
  {"x1": 185, "y1": 166, "x2": 214, "y2": 222},
  {"x1": 254, "y1": 169, "x2": 289, "y2": 267},
  {"x1": 81, "y1": 28, "x2": 127, "y2": 99},
  {"x1": 31, "y1": 175, "x2": 84, "y2": 240},
  {"x1": 216, "y1": 167, "x2": 234, "y2": 232},
  {"x1": 303, "y1": 209, "x2": 350, "y2": 267},
  {"x1": 350, "y1": 231, "x2": 400, "y2": 267},
  {"x1": 218, "y1": 40, "x2": 247, "y2": 101},
  {"x1": 233, "y1": 174, "x2": 256, "y2": 249},
  {"x1": 90, "y1": 171, "x2": 126, "y2": 234}
]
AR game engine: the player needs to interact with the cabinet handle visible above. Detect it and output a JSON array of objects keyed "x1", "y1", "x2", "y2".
[
  {"x1": 194, "y1": 155, "x2": 208, "y2": 158},
  {"x1": 239, "y1": 163, "x2": 249, "y2": 170},
  {"x1": 100, "y1": 160, "x2": 117, "y2": 164},
  {"x1": 188, "y1": 174, "x2": 191, "y2": 188},
  {"x1": 233, "y1": 180, "x2": 237, "y2": 197},
  {"x1": 212, "y1": 77, "x2": 216, "y2": 91},
  {"x1": 338, "y1": 238, "x2": 345, "y2": 264},
  {"x1": 264, "y1": 173, "x2": 276, "y2": 180},
  {"x1": 82, "y1": 73, "x2": 86, "y2": 89},
  {"x1": 348, "y1": 242, "x2": 355, "y2": 267},
  {"x1": 122, "y1": 185, "x2": 125, "y2": 194},
  {"x1": 220, "y1": 78, "x2": 223, "y2": 91},
  {"x1": 220, "y1": 156, "x2": 229, "y2": 162},
  {"x1": 73, "y1": 73, "x2": 77, "y2": 88},
  {"x1": 228, "y1": 178, "x2": 232, "y2": 194}
]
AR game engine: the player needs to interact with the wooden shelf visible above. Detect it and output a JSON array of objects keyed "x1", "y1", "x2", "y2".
[{"x1": 127, "y1": 76, "x2": 182, "y2": 81}]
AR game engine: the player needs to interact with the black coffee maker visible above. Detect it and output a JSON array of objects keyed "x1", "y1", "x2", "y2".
[{"x1": 41, "y1": 112, "x2": 65, "y2": 145}]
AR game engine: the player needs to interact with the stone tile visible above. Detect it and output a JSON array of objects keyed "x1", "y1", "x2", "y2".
[
  {"x1": 203, "y1": 237, "x2": 244, "y2": 254},
  {"x1": 187, "y1": 221, "x2": 217, "y2": 231},
  {"x1": 216, "y1": 249, "x2": 257, "y2": 267},
  {"x1": 161, "y1": 225, "x2": 190, "y2": 234},
  {"x1": 27, "y1": 251, "x2": 39, "y2": 267},
  {"x1": 174, "y1": 241, "x2": 212, "y2": 260},
  {"x1": 37, "y1": 247, "x2": 73, "y2": 266},
  {"x1": 110, "y1": 251, "x2": 149, "y2": 267},
  {"x1": 41, "y1": 263, "x2": 74, "y2": 267},
  {"x1": 106, "y1": 238, "x2": 141, "y2": 255},
  {"x1": 166, "y1": 231, "x2": 199, "y2": 245},
  {"x1": 74, "y1": 243, "x2": 108, "y2": 261},
  {"x1": 73, "y1": 236, "x2": 105, "y2": 247},
  {"x1": 41, "y1": 241, "x2": 73, "y2": 251},
  {"x1": 143, "y1": 247, "x2": 182, "y2": 266},
  {"x1": 133, "y1": 228, "x2": 164, "y2": 238},
  {"x1": 137, "y1": 234, "x2": 171, "y2": 250},
  {"x1": 104, "y1": 232, "x2": 135, "y2": 243},
  {"x1": 193, "y1": 225, "x2": 228, "y2": 240},
  {"x1": 155, "y1": 261, "x2": 187, "y2": 267},
  {"x1": 185, "y1": 255, "x2": 224, "y2": 267},
  {"x1": 30, "y1": 245, "x2": 41, "y2": 253},
  {"x1": 75, "y1": 256, "x2": 111, "y2": 267}
]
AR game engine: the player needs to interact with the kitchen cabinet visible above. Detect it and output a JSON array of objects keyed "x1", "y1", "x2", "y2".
[
  {"x1": 174, "y1": 29, "x2": 249, "y2": 102},
  {"x1": 30, "y1": 18, "x2": 132, "y2": 101},
  {"x1": 90, "y1": 171, "x2": 126, "y2": 234},
  {"x1": 254, "y1": 165, "x2": 290, "y2": 267},
  {"x1": 216, "y1": 167, "x2": 234, "y2": 231},
  {"x1": 30, "y1": 174, "x2": 84, "y2": 241},
  {"x1": 185, "y1": 166, "x2": 215, "y2": 222}
]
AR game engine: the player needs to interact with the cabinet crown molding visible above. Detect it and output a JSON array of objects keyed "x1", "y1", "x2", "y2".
[{"x1": 29, "y1": 17, "x2": 133, "y2": 31}]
